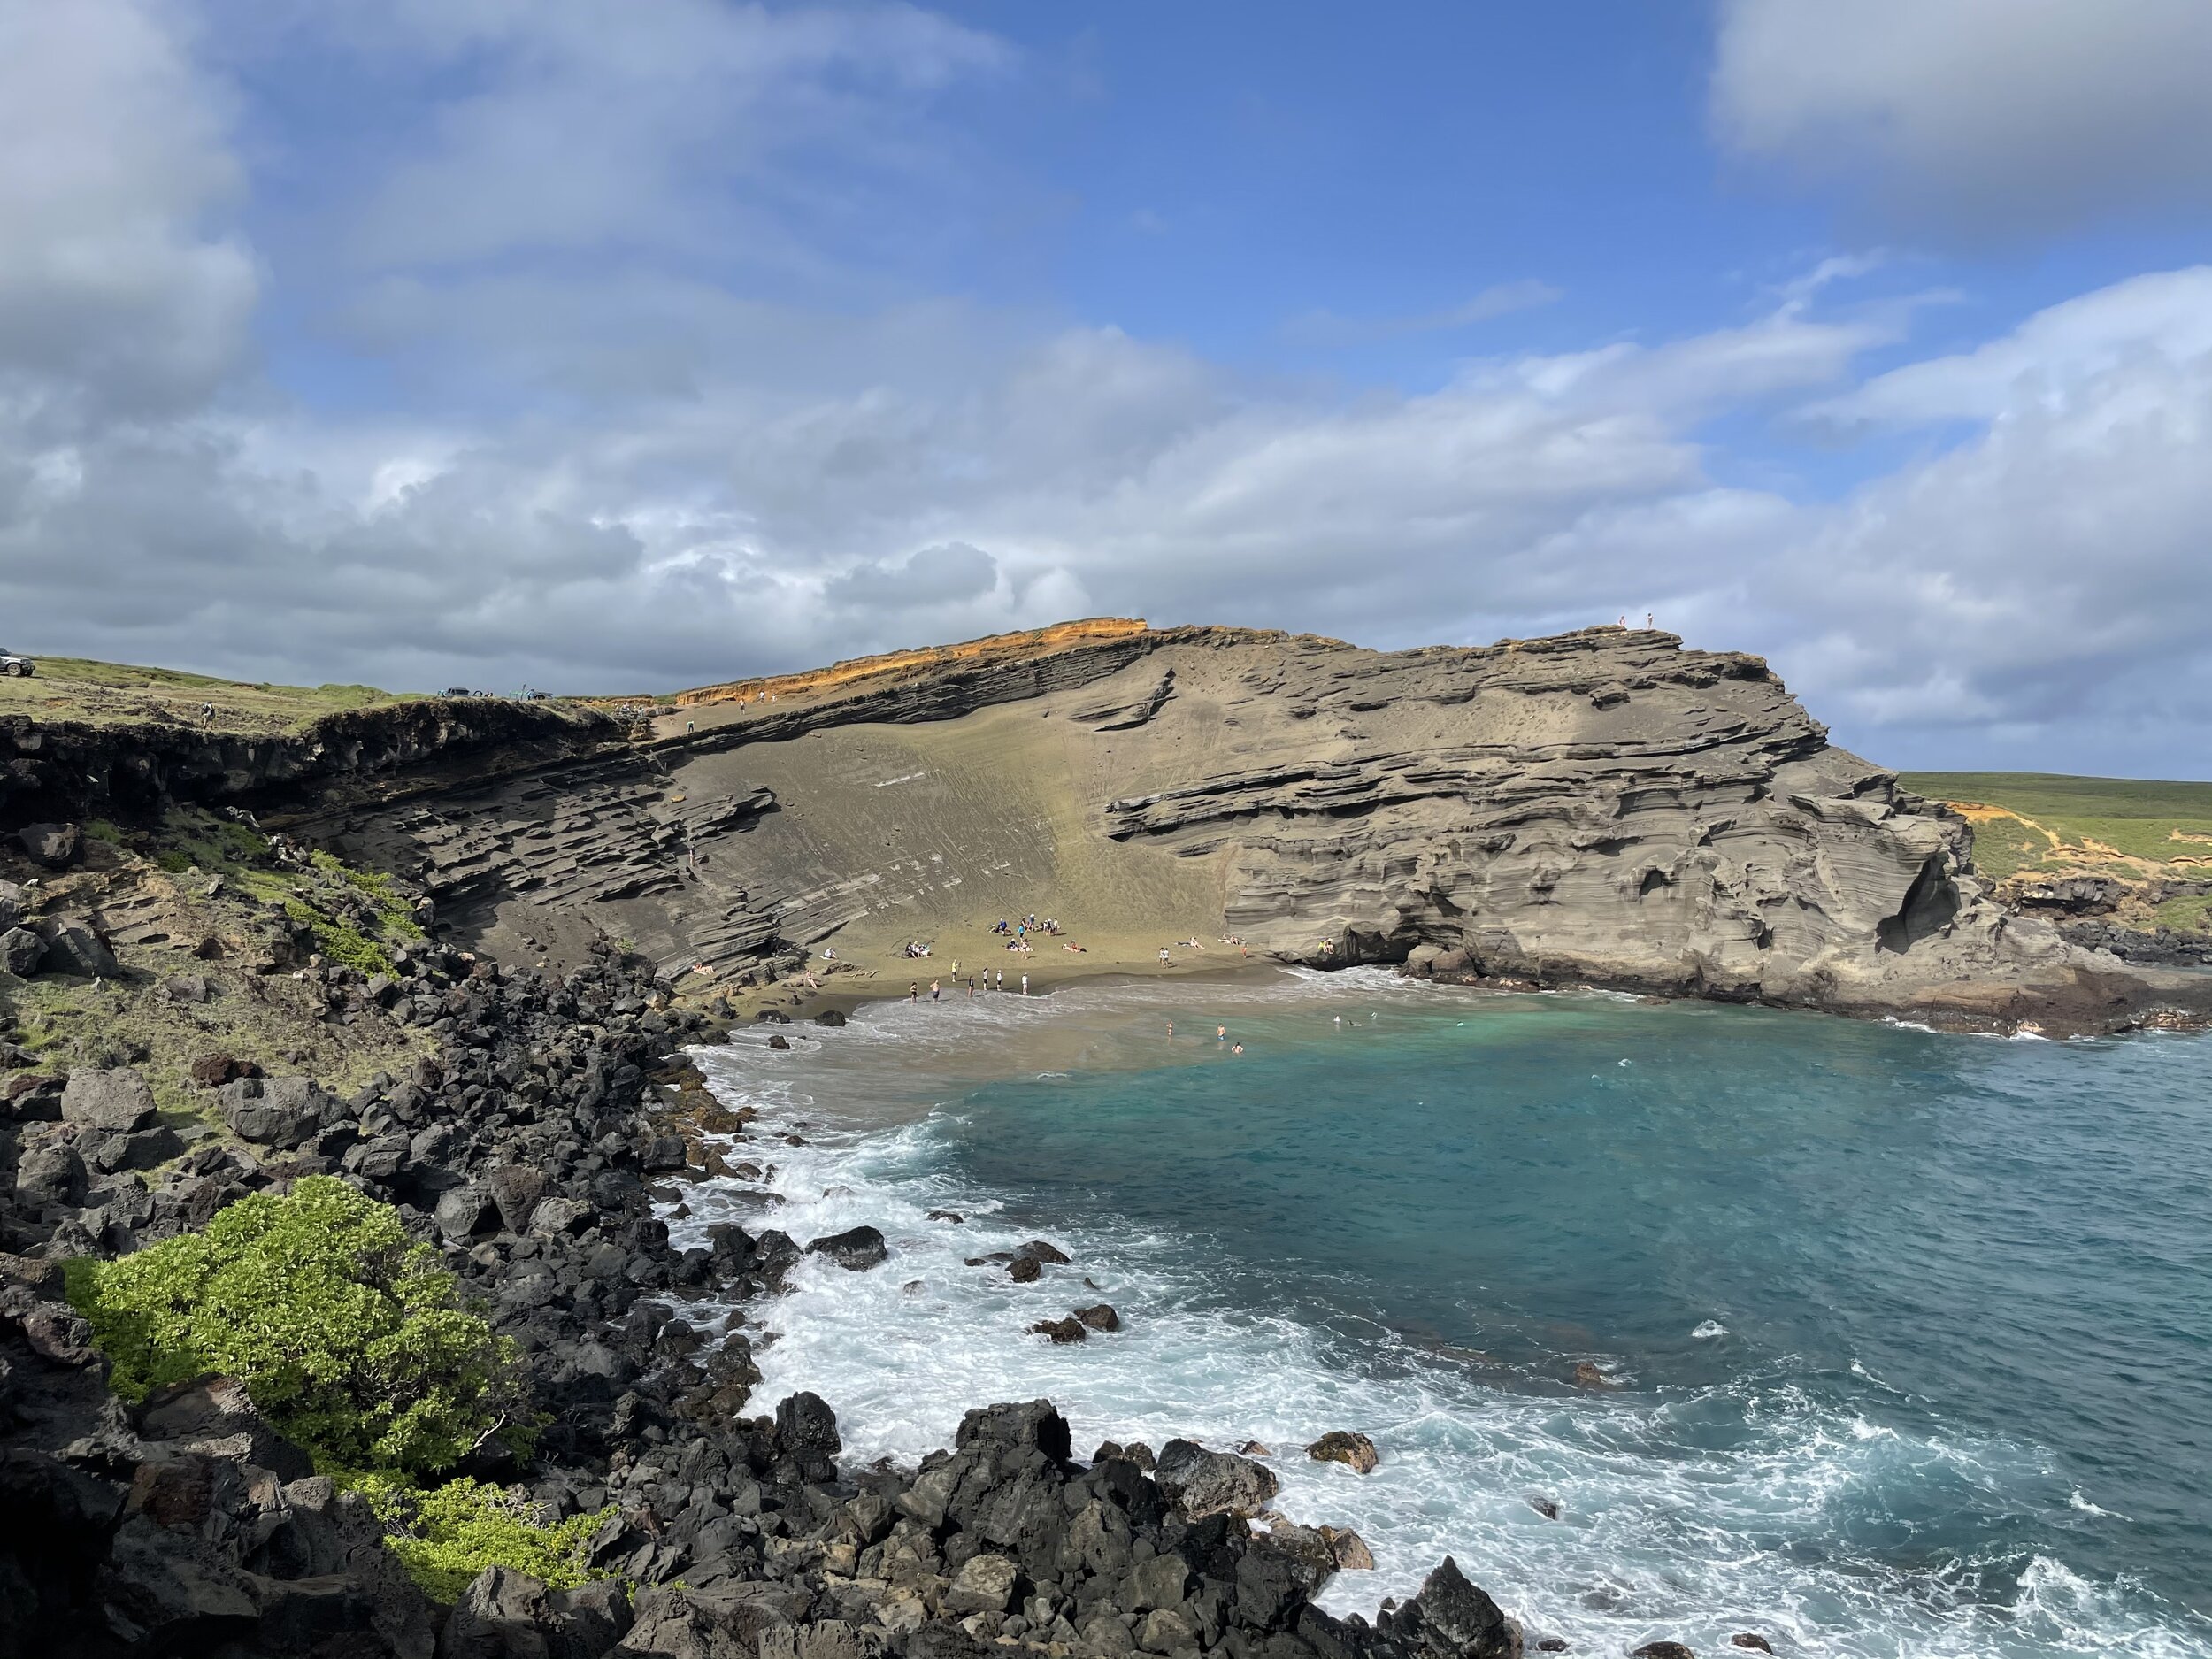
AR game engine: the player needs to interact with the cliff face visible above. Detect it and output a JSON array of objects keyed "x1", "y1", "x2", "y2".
[{"x1": 17, "y1": 623, "x2": 2203, "y2": 1035}]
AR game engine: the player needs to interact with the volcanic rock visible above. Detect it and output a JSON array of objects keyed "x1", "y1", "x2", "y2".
[{"x1": 1306, "y1": 1430, "x2": 1379, "y2": 1473}]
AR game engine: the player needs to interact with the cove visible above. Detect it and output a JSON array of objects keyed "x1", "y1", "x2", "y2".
[{"x1": 685, "y1": 972, "x2": 2212, "y2": 1658}]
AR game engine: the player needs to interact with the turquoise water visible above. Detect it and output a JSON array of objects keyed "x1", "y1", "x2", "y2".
[{"x1": 680, "y1": 972, "x2": 2212, "y2": 1656}]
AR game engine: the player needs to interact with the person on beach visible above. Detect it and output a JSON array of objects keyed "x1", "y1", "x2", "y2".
[
  {"x1": 1166, "y1": 1021, "x2": 1174, "y2": 1035},
  {"x1": 1159, "y1": 947, "x2": 1171, "y2": 964},
  {"x1": 1217, "y1": 1025, "x2": 1227, "y2": 1041},
  {"x1": 1020, "y1": 973, "x2": 1029, "y2": 995},
  {"x1": 1231, "y1": 1042, "x2": 1244, "y2": 1055},
  {"x1": 931, "y1": 979, "x2": 941, "y2": 1001},
  {"x1": 995, "y1": 969, "x2": 1003, "y2": 991},
  {"x1": 909, "y1": 981, "x2": 918, "y2": 1002},
  {"x1": 968, "y1": 977, "x2": 977, "y2": 997}
]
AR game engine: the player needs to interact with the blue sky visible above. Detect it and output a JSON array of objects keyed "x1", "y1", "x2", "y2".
[{"x1": 4, "y1": 0, "x2": 2212, "y2": 774}]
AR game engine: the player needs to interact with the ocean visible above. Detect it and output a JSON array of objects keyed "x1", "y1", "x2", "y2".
[{"x1": 667, "y1": 969, "x2": 2212, "y2": 1657}]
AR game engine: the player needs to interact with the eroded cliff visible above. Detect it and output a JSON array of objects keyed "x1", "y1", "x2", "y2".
[{"x1": 251, "y1": 621, "x2": 2210, "y2": 1037}]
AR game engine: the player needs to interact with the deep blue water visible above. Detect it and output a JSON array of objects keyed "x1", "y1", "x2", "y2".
[{"x1": 687, "y1": 974, "x2": 2212, "y2": 1657}]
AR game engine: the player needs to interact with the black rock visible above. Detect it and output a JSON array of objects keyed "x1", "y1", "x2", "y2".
[
  {"x1": 1379, "y1": 1557, "x2": 1523, "y2": 1659},
  {"x1": 774, "y1": 1389, "x2": 842, "y2": 1455},
  {"x1": 38, "y1": 918, "x2": 118, "y2": 978},
  {"x1": 217, "y1": 1076, "x2": 325, "y2": 1148},
  {"x1": 0, "y1": 926, "x2": 45, "y2": 977},
  {"x1": 955, "y1": 1400, "x2": 1072, "y2": 1463},
  {"x1": 812, "y1": 1009, "x2": 847, "y2": 1027},
  {"x1": 62, "y1": 1068, "x2": 159, "y2": 1134},
  {"x1": 17, "y1": 823, "x2": 81, "y2": 870},
  {"x1": 804, "y1": 1225, "x2": 888, "y2": 1271}
]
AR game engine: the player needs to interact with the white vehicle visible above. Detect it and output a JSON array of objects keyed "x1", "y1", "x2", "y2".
[{"x1": 0, "y1": 649, "x2": 31, "y2": 678}]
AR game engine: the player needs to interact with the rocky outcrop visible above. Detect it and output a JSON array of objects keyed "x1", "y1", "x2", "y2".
[
  {"x1": 4, "y1": 928, "x2": 1527, "y2": 1659},
  {"x1": 288, "y1": 623, "x2": 2212, "y2": 1035},
  {"x1": 8, "y1": 621, "x2": 2207, "y2": 1033}
]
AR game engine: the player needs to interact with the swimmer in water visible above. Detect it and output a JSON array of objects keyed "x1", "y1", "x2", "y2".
[
  {"x1": 1217, "y1": 1025, "x2": 1227, "y2": 1041},
  {"x1": 1166, "y1": 1021, "x2": 1174, "y2": 1035},
  {"x1": 1231, "y1": 1042, "x2": 1244, "y2": 1055}
]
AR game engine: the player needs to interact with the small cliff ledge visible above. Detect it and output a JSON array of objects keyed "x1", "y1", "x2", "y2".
[{"x1": 11, "y1": 623, "x2": 2205, "y2": 1036}]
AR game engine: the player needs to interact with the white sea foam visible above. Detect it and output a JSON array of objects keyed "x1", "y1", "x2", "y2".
[{"x1": 662, "y1": 983, "x2": 2212, "y2": 1659}]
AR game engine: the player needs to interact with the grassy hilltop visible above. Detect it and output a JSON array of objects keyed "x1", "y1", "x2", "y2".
[
  {"x1": 0, "y1": 654, "x2": 410, "y2": 733},
  {"x1": 1902, "y1": 771, "x2": 2212, "y2": 929}
]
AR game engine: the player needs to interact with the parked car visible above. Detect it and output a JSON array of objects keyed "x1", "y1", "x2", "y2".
[{"x1": 0, "y1": 649, "x2": 32, "y2": 678}]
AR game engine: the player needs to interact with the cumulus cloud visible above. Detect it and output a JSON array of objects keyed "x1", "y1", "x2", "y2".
[
  {"x1": 1711, "y1": 0, "x2": 2212, "y2": 237},
  {"x1": 1766, "y1": 269, "x2": 2212, "y2": 769},
  {"x1": 0, "y1": 0, "x2": 255, "y2": 424},
  {"x1": 2, "y1": 0, "x2": 2209, "y2": 774}
]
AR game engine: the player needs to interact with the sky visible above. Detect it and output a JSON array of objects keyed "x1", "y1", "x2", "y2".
[{"x1": 3, "y1": 2, "x2": 2211, "y2": 774}]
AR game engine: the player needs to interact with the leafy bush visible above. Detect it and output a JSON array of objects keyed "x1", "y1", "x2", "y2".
[
  {"x1": 282, "y1": 896, "x2": 395, "y2": 978},
  {"x1": 363, "y1": 1477, "x2": 612, "y2": 1602},
  {"x1": 68, "y1": 1176, "x2": 530, "y2": 1477}
]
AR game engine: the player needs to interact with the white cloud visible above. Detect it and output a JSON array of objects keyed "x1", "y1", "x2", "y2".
[
  {"x1": 1808, "y1": 266, "x2": 2212, "y2": 426},
  {"x1": 3, "y1": 1, "x2": 2210, "y2": 777},
  {"x1": 1760, "y1": 269, "x2": 2212, "y2": 768},
  {"x1": 1711, "y1": 0, "x2": 2212, "y2": 236},
  {"x1": 0, "y1": 0, "x2": 255, "y2": 423}
]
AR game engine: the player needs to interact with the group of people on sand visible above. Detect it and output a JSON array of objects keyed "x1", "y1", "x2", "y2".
[{"x1": 912, "y1": 966, "x2": 1028, "y2": 1001}]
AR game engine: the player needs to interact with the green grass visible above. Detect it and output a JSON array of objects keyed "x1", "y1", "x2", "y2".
[
  {"x1": 1901, "y1": 772, "x2": 2212, "y2": 887},
  {"x1": 0, "y1": 654, "x2": 411, "y2": 733}
]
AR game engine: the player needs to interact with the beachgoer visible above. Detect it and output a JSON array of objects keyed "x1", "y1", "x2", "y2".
[
  {"x1": 931, "y1": 979, "x2": 941, "y2": 1001},
  {"x1": 1020, "y1": 973, "x2": 1029, "y2": 995},
  {"x1": 1232, "y1": 1042, "x2": 1244, "y2": 1055},
  {"x1": 1217, "y1": 1025, "x2": 1226, "y2": 1041},
  {"x1": 1646, "y1": 611, "x2": 1654, "y2": 627},
  {"x1": 950, "y1": 959, "x2": 958, "y2": 978},
  {"x1": 968, "y1": 977, "x2": 977, "y2": 997},
  {"x1": 909, "y1": 981, "x2": 918, "y2": 1002},
  {"x1": 995, "y1": 969, "x2": 1003, "y2": 990},
  {"x1": 1166, "y1": 1021, "x2": 1174, "y2": 1035},
  {"x1": 1158, "y1": 947, "x2": 1171, "y2": 964}
]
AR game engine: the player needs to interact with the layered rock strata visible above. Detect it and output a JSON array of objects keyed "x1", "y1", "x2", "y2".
[
  {"x1": 306, "y1": 625, "x2": 2212, "y2": 1036},
  {"x1": 7, "y1": 621, "x2": 2207, "y2": 1034}
]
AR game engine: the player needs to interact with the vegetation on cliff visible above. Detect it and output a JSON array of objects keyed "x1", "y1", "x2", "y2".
[
  {"x1": 1903, "y1": 771, "x2": 2212, "y2": 930},
  {"x1": 63, "y1": 1176, "x2": 615, "y2": 1598},
  {"x1": 0, "y1": 653, "x2": 409, "y2": 733},
  {"x1": 66, "y1": 1175, "x2": 531, "y2": 1475}
]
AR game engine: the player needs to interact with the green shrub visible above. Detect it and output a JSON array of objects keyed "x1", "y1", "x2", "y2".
[
  {"x1": 282, "y1": 896, "x2": 395, "y2": 978},
  {"x1": 363, "y1": 1477, "x2": 613, "y2": 1602},
  {"x1": 68, "y1": 1176, "x2": 530, "y2": 1477}
]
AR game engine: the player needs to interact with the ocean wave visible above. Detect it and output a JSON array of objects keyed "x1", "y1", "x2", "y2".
[{"x1": 666, "y1": 1005, "x2": 2212, "y2": 1659}]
